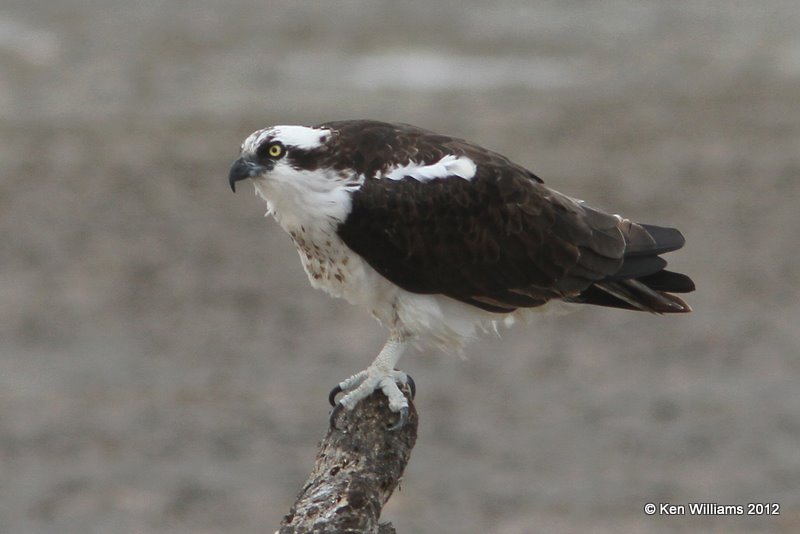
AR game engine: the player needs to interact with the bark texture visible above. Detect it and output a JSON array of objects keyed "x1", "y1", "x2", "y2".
[{"x1": 279, "y1": 389, "x2": 417, "y2": 533}]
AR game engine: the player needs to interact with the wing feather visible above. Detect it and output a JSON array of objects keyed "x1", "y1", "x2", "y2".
[
  {"x1": 330, "y1": 121, "x2": 693, "y2": 313},
  {"x1": 338, "y1": 163, "x2": 623, "y2": 310}
]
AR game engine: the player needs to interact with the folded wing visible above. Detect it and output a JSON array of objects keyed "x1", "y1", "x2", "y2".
[{"x1": 338, "y1": 148, "x2": 693, "y2": 314}]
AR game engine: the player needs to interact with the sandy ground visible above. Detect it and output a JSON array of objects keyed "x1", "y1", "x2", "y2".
[{"x1": 2, "y1": 1, "x2": 799, "y2": 532}]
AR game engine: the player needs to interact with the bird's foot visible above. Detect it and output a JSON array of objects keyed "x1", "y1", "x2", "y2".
[{"x1": 328, "y1": 368, "x2": 415, "y2": 431}]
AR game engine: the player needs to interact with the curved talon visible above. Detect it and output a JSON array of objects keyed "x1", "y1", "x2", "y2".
[
  {"x1": 328, "y1": 367, "x2": 414, "y2": 431},
  {"x1": 328, "y1": 384, "x2": 343, "y2": 407},
  {"x1": 406, "y1": 374, "x2": 416, "y2": 400},
  {"x1": 329, "y1": 402, "x2": 345, "y2": 430},
  {"x1": 387, "y1": 406, "x2": 409, "y2": 431}
]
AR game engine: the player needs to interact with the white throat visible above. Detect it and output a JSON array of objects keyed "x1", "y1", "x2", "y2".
[{"x1": 252, "y1": 164, "x2": 358, "y2": 236}]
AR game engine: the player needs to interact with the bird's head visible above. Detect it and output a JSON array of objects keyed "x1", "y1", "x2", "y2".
[
  {"x1": 228, "y1": 125, "x2": 336, "y2": 193},
  {"x1": 229, "y1": 124, "x2": 368, "y2": 229}
]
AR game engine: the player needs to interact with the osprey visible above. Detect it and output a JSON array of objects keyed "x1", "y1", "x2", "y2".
[{"x1": 228, "y1": 120, "x2": 694, "y2": 430}]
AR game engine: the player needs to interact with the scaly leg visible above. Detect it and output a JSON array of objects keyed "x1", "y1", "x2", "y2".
[{"x1": 328, "y1": 336, "x2": 414, "y2": 431}]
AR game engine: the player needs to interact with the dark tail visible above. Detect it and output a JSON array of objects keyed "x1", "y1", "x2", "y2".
[{"x1": 568, "y1": 222, "x2": 695, "y2": 313}]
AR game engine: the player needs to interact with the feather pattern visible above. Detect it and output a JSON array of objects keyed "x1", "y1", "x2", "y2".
[{"x1": 322, "y1": 121, "x2": 693, "y2": 314}]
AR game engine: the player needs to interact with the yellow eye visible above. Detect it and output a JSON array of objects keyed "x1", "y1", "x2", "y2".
[{"x1": 268, "y1": 143, "x2": 284, "y2": 158}]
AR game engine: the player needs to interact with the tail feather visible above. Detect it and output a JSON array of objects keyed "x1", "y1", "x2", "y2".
[
  {"x1": 569, "y1": 220, "x2": 694, "y2": 313},
  {"x1": 607, "y1": 255, "x2": 666, "y2": 281},
  {"x1": 637, "y1": 269, "x2": 695, "y2": 293},
  {"x1": 595, "y1": 280, "x2": 692, "y2": 313},
  {"x1": 622, "y1": 222, "x2": 686, "y2": 257}
]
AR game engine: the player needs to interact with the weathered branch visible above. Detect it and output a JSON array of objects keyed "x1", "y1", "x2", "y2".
[{"x1": 279, "y1": 389, "x2": 418, "y2": 534}]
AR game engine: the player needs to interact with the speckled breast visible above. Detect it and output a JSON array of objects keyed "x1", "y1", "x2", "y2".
[{"x1": 288, "y1": 227, "x2": 355, "y2": 296}]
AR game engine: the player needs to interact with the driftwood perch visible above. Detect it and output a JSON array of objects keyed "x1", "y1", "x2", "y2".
[{"x1": 279, "y1": 389, "x2": 418, "y2": 533}]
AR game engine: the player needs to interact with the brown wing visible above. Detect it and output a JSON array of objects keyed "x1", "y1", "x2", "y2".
[
  {"x1": 330, "y1": 121, "x2": 694, "y2": 313},
  {"x1": 339, "y1": 168, "x2": 636, "y2": 311}
]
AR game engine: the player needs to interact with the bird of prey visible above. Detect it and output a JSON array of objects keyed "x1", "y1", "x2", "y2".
[{"x1": 228, "y1": 120, "x2": 694, "y2": 430}]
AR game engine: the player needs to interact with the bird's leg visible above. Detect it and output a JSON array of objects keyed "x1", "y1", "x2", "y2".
[{"x1": 328, "y1": 336, "x2": 414, "y2": 431}]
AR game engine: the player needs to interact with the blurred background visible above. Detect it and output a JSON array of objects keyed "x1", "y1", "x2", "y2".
[{"x1": 2, "y1": 1, "x2": 799, "y2": 532}]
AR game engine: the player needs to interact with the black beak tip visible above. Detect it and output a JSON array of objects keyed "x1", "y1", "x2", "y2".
[
  {"x1": 228, "y1": 157, "x2": 268, "y2": 193},
  {"x1": 228, "y1": 157, "x2": 252, "y2": 194}
]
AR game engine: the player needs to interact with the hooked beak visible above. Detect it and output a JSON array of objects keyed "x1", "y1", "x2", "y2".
[{"x1": 228, "y1": 157, "x2": 267, "y2": 192}]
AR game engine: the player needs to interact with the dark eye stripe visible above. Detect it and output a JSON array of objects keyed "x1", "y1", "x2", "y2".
[{"x1": 257, "y1": 141, "x2": 285, "y2": 160}]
